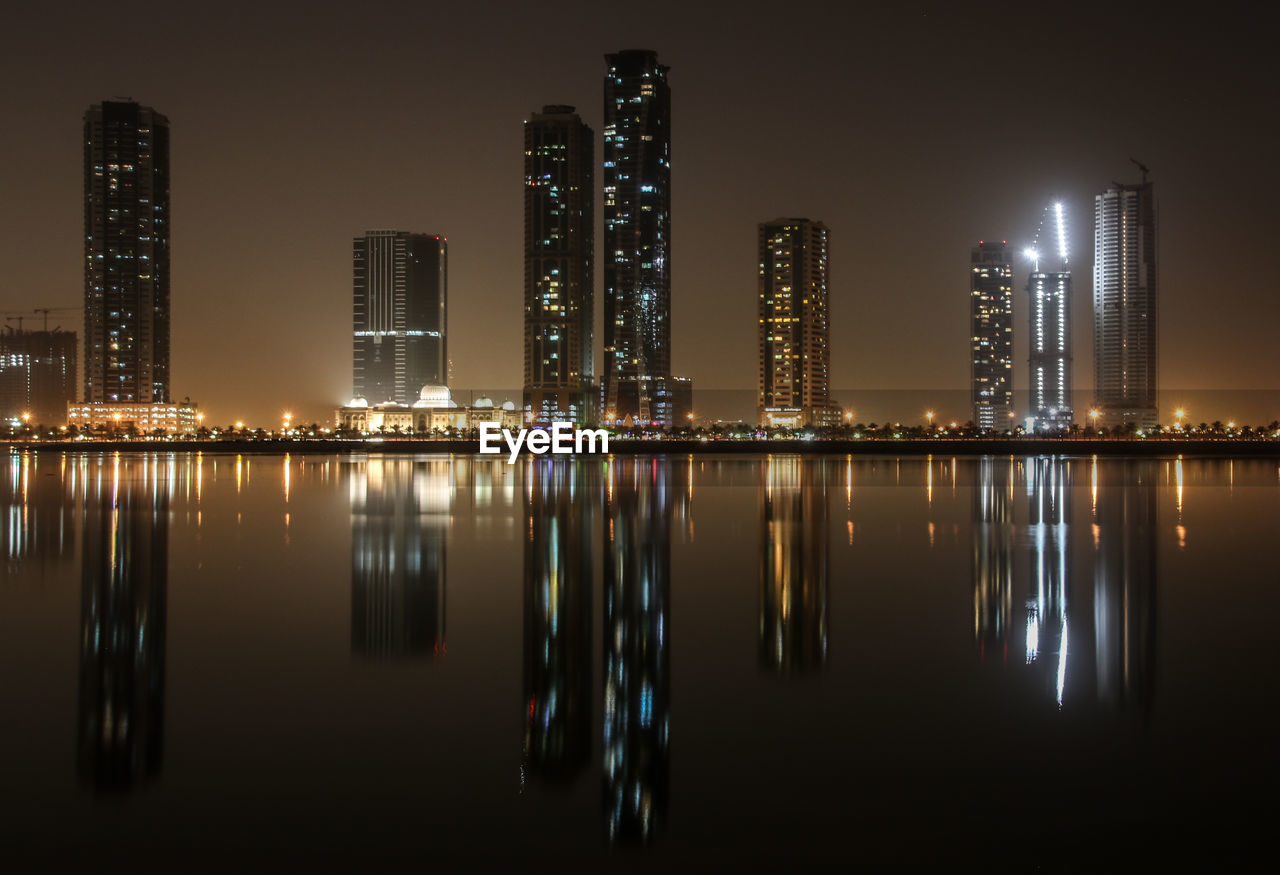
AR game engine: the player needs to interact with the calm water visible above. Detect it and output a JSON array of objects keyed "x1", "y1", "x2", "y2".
[{"x1": 2, "y1": 451, "x2": 1278, "y2": 870}]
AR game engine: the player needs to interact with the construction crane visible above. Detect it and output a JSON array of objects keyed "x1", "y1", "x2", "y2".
[
  {"x1": 32, "y1": 306, "x2": 80, "y2": 331},
  {"x1": 1129, "y1": 158, "x2": 1151, "y2": 183},
  {"x1": 2, "y1": 306, "x2": 79, "y2": 332}
]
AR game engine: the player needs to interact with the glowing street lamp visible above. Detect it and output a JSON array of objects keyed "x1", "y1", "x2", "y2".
[
  {"x1": 21, "y1": 411, "x2": 30, "y2": 425},
  {"x1": 1089, "y1": 408, "x2": 1100, "y2": 429},
  {"x1": 925, "y1": 410, "x2": 934, "y2": 428},
  {"x1": 234, "y1": 421, "x2": 245, "y2": 431},
  {"x1": 1174, "y1": 408, "x2": 1186, "y2": 429}
]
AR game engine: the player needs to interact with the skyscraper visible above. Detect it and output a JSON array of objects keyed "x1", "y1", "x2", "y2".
[
  {"x1": 523, "y1": 106, "x2": 594, "y2": 425},
  {"x1": 757, "y1": 219, "x2": 838, "y2": 428},
  {"x1": 0, "y1": 328, "x2": 77, "y2": 424},
  {"x1": 83, "y1": 100, "x2": 170, "y2": 404},
  {"x1": 1028, "y1": 202, "x2": 1074, "y2": 430},
  {"x1": 969, "y1": 241, "x2": 1014, "y2": 431},
  {"x1": 1093, "y1": 178, "x2": 1158, "y2": 429},
  {"x1": 601, "y1": 50, "x2": 677, "y2": 427},
  {"x1": 352, "y1": 231, "x2": 446, "y2": 405}
]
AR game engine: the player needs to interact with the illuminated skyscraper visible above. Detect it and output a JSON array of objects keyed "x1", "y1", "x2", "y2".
[
  {"x1": 523, "y1": 106, "x2": 594, "y2": 425},
  {"x1": 352, "y1": 231, "x2": 446, "y2": 405},
  {"x1": 83, "y1": 100, "x2": 170, "y2": 404},
  {"x1": 601, "y1": 50, "x2": 679, "y2": 427},
  {"x1": 1093, "y1": 178, "x2": 1158, "y2": 429},
  {"x1": 757, "y1": 219, "x2": 839, "y2": 428},
  {"x1": 969, "y1": 241, "x2": 1014, "y2": 431},
  {"x1": 1028, "y1": 203, "x2": 1074, "y2": 430}
]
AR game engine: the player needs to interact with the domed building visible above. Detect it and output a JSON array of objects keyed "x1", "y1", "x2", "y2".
[{"x1": 336, "y1": 385, "x2": 521, "y2": 435}]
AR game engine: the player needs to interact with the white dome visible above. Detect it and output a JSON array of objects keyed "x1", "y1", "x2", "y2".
[
  {"x1": 473, "y1": 396, "x2": 495, "y2": 409},
  {"x1": 346, "y1": 397, "x2": 368, "y2": 409},
  {"x1": 415, "y1": 384, "x2": 453, "y2": 408},
  {"x1": 500, "y1": 400, "x2": 516, "y2": 411}
]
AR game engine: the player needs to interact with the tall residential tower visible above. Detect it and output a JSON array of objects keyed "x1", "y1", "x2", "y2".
[
  {"x1": 757, "y1": 219, "x2": 838, "y2": 428},
  {"x1": 1028, "y1": 202, "x2": 1073, "y2": 430},
  {"x1": 83, "y1": 100, "x2": 170, "y2": 404},
  {"x1": 523, "y1": 105, "x2": 594, "y2": 425},
  {"x1": 1093, "y1": 179, "x2": 1157, "y2": 429},
  {"x1": 601, "y1": 50, "x2": 679, "y2": 427},
  {"x1": 352, "y1": 231, "x2": 447, "y2": 405},
  {"x1": 969, "y1": 241, "x2": 1014, "y2": 430}
]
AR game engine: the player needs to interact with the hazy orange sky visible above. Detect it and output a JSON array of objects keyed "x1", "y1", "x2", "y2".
[{"x1": 1, "y1": 1, "x2": 1276, "y2": 425}]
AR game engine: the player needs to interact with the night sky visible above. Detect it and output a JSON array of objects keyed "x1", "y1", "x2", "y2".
[{"x1": 1, "y1": 1, "x2": 1275, "y2": 426}]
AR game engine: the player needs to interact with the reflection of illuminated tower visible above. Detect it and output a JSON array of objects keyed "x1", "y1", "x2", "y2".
[
  {"x1": 78, "y1": 460, "x2": 168, "y2": 791},
  {"x1": 522, "y1": 460, "x2": 595, "y2": 786},
  {"x1": 350, "y1": 459, "x2": 449, "y2": 658},
  {"x1": 1093, "y1": 460, "x2": 1157, "y2": 710},
  {"x1": 602, "y1": 458, "x2": 670, "y2": 844},
  {"x1": 3, "y1": 454, "x2": 75, "y2": 563},
  {"x1": 759, "y1": 457, "x2": 829, "y2": 673},
  {"x1": 1024, "y1": 457, "x2": 1072, "y2": 706},
  {"x1": 972, "y1": 457, "x2": 1014, "y2": 659}
]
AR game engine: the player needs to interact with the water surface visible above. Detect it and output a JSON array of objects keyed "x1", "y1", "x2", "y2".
[{"x1": 2, "y1": 452, "x2": 1276, "y2": 869}]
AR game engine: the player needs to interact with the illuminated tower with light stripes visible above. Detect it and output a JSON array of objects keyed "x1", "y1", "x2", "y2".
[{"x1": 1027, "y1": 202, "x2": 1074, "y2": 430}]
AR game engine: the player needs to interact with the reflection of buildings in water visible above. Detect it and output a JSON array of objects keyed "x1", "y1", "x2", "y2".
[
  {"x1": 3, "y1": 453, "x2": 75, "y2": 563},
  {"x1": 1093, "y1": 460, "x2": 1157, "y2": 711},
  {"x1": 759, "y1": 456, "x2": 829, "y2": 674},
  {"x1": 350, "y1": 459, "x2": 450, "y2": 658},
  {"x1": 522, "y1": 460, "x2": 595, "y2": 787},
  {"x1": 603, "y1": 458, "x2": 672, "y2": 845},
  {"x1": 77, "y1": 459, "x2": 168, "y2": 791},
  {"x1": 1024, "y1": 457, "x2": 1071, "y2": 705},
  {"x1": 972, "y1": 457, "x2": 1014, "y2": 659}
]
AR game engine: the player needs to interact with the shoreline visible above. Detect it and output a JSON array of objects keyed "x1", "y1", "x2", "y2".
[{"x1": 5, "y1": 437, "x2": 1280, "y2": 458}]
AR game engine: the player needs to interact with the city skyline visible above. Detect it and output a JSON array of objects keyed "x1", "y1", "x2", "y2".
[{"x1": 1, "y1": 4, "x2": 1276, "y2": 425}]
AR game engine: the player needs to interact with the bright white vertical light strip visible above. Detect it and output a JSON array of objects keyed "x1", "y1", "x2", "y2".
[{"x1": 1054, "y1": 202, "x2": 1068, "y2": 262}]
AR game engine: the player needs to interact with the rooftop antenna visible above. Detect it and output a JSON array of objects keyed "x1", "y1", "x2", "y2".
[{"x1": 1129, "y1": 157, "x2": 1150, "y2": 183}]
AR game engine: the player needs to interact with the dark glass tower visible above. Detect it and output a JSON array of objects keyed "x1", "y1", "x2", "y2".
[
  {"x1": 969, "y1": 241, "x2": 1014, "y2": 431},
  {"x1": 1093, "y1": 180, "x2": 1158, "y2": 429},
  {"x1": 523, "y1": 106, "x2": 594, "y2": 425},
  {"x1": 83, "y1": 101, "x2": 171, "y2": 403},
  {"x1": 601, "y1": 50, "x2": 673, "y2": 427},
  {"x1": 352, "y1": 231, "x2": 447, "y2": 405}
]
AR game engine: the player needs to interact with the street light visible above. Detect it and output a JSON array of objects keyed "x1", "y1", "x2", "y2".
[
  {"x1": 925, "y1": 410, "x2": 934, "y2": 428},
  {"x1": 1174, "y1": 408, "x2": 1186, "y2": 429},
  {"x1": 1089, "y1": 408, "x2": 1100, "y2": 429}
]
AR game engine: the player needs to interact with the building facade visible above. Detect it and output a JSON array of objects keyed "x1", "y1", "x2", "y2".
[
  {"x1": 1028, "y1": 203, "x2": 1074, "y2": 430},
  {"x1": 84, "y1": 100, "x2": 171, "y2": 404},
  {"x1": 67, "y1": 400, "x2": 199, "y2": 434},
  {"x1": 353, "y1": 231, "x2": 447, "y2": 406},
  {"x1": 523, "y1": 106, "x2": 594, "y2": 425},
  {"x1": 336, "y1": 385, "x2": 521, "y2": 434},
  {"x1": 969, "y1": 241, "x2": 1014, "y2": 431},
  {"x1": 601, "y1": 50, "x2": 677, "y2": 427},
  {"x1": 757, "y1": 219, "x2": 839, "y2": 428},
  {"x1": 1093, "y1": 180, "x2": 1157, "y2": 429},
  {"x1": 0, "y1": 328, "x2": 77, "y2": 425}
]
